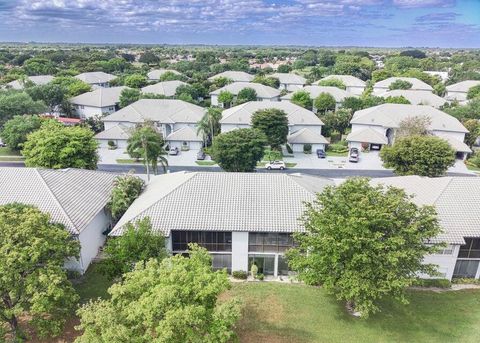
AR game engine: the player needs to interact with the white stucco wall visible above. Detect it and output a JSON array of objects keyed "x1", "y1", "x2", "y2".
[
  {"x1": 75, "y1": 105, "x2": 116, "y2": 119},
  {"x1": 168, "y1": 140, "x2": 202, "y2": 151},
  {"x1": 421, "y1": 245, "x2": 460, "y2": 280},
  {"x1": 97, "y1": 138, "x2": 128, "y2": 149},
  {"x1": 232, "y1": 232, "x2": 249, "y2": 272},
  {"x1": 291, "y1": 143, "x2": 325, "y2": 153}
]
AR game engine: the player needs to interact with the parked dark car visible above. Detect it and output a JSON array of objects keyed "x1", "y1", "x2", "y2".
[
  {"x1": 196, "y1": 150, "x2": 206, "y2": 160},
  {"x1": 316, "y1": 149, "x2": 326, "y2": 158},
  {"x1": 349, "y1": 147, "x2": 359, "y2": 163}
]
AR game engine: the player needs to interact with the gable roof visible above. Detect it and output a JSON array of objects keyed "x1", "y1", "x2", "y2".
[
  {"x1": 0, "y1": 168, "x2": 117, "y2": 235},
  {"x1": 446, "y1": 80, "x2": 480, "y2": 93},
  {"x1": 371, "y1": 176, "x2": 480, "y2": 245},
  {"x1": 287, "y1": 128, "x2": 329, "y2": 144},
  {"x1": 208, "y1": 71, "x2": 254, "y2": 83},
  {"x1": 75, "y1": 72, "x2": 117, "y2": 85},
  {"x1": 271, "y1": 73, "x2": 306, "y2": 85},
  {"x1": 210, "y1": 82, "x2": 281, "y2": 98},
  {"x1": 7, "y1": 75, "x2": 54, "y2": 89},
  {"x1": 165, "y1": 126, "x2": 202, "y2": 142},
  {"x1": 110, "y1": 172, "x2": 334, "y2": 236},
  {"x1": 70, "y1": 86, "x2": 128, "y2": 107},
  {"x1": 102, "y1": 99, "x2": 205, "y2": 124},
  {"x1": 141, "y1": 80, "x2": 188, "y2": 97},
  {"x1": 346, "y1": 127, "x2": 388, "y2": 144},
  {"x1": 350, "y1": 104, "x2": 468, "y2": 133},
  {"x1": 374, "y1": 77, "x2": 433, "y2": 91},
  {"x1": 282, "y1": 85, "x2": 355, "y2": 102},
  {"x1": 315, "y1": 75, "x2": 366, "y2": 87},
  {"x1": 95, "y1": 124, "x2": 131, "y2": 140},
  {"x1": 220, "y1": 101, "x2": 324, "y2": 126},
  {"x1": 147, "y1": 69, "x2": 181, "y2": 80},
  {"x1": 378, "y1": 90, "x2": 447, "y2": 108}
]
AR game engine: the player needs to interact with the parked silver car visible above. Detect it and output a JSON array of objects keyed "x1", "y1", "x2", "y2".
[{"x1": 168, "y1": 147, "x2": 179, "y2": 155}]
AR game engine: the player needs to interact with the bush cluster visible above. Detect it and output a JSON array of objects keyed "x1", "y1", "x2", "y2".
[
  {"x1": 232, "y1": 270, "x2": 248, "y2": 280},
  {"x1": 412, "y1": 278, "x2": 451, "y2": 288}
]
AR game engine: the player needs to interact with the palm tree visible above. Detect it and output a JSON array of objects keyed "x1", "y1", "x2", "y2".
[
  {"x1": 197, "y1": 107, "x2": 222, "y2": 147},
  {"x1": 127, "y1": 123, "x2": 168, "y2": 181}
]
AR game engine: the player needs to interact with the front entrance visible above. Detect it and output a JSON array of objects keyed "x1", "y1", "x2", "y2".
[{"x1": 248, "y1": 254, "x2": 275, "y2": 275}]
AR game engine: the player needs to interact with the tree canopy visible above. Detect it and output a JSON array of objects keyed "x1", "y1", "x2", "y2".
[
  {"x1": 0, "y1": 91, "x2": 47, "y2": 126},
  {"x1": 0, "y1": 114, "x2": 42, "y2": 150},
  {"x1": 290, "y1": 90, "x2": 312, "y2": 110},
  {"x1": 236, "y1": 87, "x2": 257, "y2": 104},
  {"x1": 107, "y1": 173, "x2": 145, "y2": 222},
  {"x1": 124, "y1": 74, "x2": 148, "y2": 88},
  {"x1": 217, "y1": 90, "x2": 234, "y2": 108},
  {"x1": 314, "y1": 92, "x2": 336, "y2": 114},
  {"x1": 467, "y1": 84, "x2": 480, "y2": 100},
  {"x1": 251, "y1": 108, "x2": 289, "y2": 149},
  {"x1": 316, "y1": 78, "x2": 346, "y2": 90},
  {"x1": 388, "y1": 79, "x2": 413, "y2": 90},
  {"x1": 119, "y1": 88, "x2": 141, "y2": 108},
  {"x1": 287, "y1": 178, "x2": 442, "y2": 317}
]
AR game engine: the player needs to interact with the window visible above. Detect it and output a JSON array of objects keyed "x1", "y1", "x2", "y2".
[
  {"x1": 278, "y1": 255, "x2": 290, "y2": 276},
  {"x1": 453, "y1": 260, "x2": 479, "y2": 278},
  {"x1": 248, "y1": 254, "x2": 275, "y2": 275},
  {"x1": 436, "y1": 246, "x2": 454, "y2": 255},
  {"x1": 171, "y1": 231, "x2": 232, "y2": 252},
  {"x1": 458, "y1": 238, "x2": 480, "y2": 258},
  {"x1": 249, "y1": 233, "x2": 295, "y2": 253},
  {"x1": 212, "y1": 254, "x2": 232, "y2": 273}
]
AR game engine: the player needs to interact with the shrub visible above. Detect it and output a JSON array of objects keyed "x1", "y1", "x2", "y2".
[
  {"x1": 250, "y1": 264, "x2": 258, "y2": 279},
  {"x1": 232, "y1": 270, "x2": 248, "y2": 280},
  {"x1": 467, "y1": 154, "x2": 480, "y2": 168},
  {"x1": 329, "y1": 130, "x2": 341, "y2": 143},
  {"x1": 327, "y1": 143, "x2": 348, "y2": 153},
  {"x1": 413, "y1": 278, "x2": 451, "y2": 288},
  {"x1": 256, "y1": 273, "x2": 265, "y2": 281},
  {"x1": 107, "y1": 140, "x2": 117, "y2": 150},
  {"x1": 181, "y1": 145, "x2": 189, "y2": 151},
  {"x1": 303, "y1": 143, "x2": 312, "y2": 154},
  {"x1": 286, "y1": 143, "x2": 293, "y2": 154},
  {"x1": 452, "y1": 278, "x2": 480, "y2": 285}
]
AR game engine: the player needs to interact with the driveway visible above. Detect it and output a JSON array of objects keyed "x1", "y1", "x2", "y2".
[{"x1": 98, "y1": 148, "x2": 204, "y2": 167}]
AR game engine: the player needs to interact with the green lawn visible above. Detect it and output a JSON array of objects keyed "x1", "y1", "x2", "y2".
[
  {"x1": 0, "y1": 147, "x2": 21, "y2": 156},
  {"x1": 116, "y1": 158, "x2": 143, "y2": 164},
  {"x1": 226, "y1": 282, "x2": 480, "y2": 343},
  {"x1": 73, "y1": 264, "x2": 113, "y2": 304},
  {"x1": 325, "y1": 150, "x2": 348, "y2": 157},
  {"x1": 195, "y1": 160, "x2": 217, "y2": 166}
]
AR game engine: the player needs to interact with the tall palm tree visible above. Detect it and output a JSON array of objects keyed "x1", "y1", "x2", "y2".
[{"x1": 197, "y1": 107, "x2": 222, "y2": 147}]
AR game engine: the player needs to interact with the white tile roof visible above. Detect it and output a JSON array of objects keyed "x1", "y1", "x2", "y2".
[
  {"x1": 271, "y1": 73, "x2": 306, "y2": 85},
  {"x1": 346, "y1": 127, "x2": 388, "y2": 144},
  {"x1": 288, "y1": 128, "x2": 329, "y2": 144},
  {"x1": 208, "y1": 71, "x2": 254, "y2": 82},
  {"x1": 440, "y1": 135, "x2": 472, "y2": 153},
  {"x1": 0, "y1": 168, "x2": 117, "y2": 235},
  {"x1": 141, "y1": 80, "x2": 188, "y2": 97},
  {"x1": 110, "y1": 172, "x2": 334, "y2": 236},
  {"x1": 282, "y1": 85, "x2": 355, "y2": 102},
  {"x1": 446, "y1": 80, "x2": 480, "y2": 93},
  {"x1": 210, "y1": 82, "x2": 281, "y2": 99},
  {"x1": 70, "y1": 86, "x2": 127, "y2": 107},
  {"x1": 147, "y1": 69, "x2": 181, "y2": 80},
  {"x1": 371, "y1": 176, "x2": 480, "y2": 245},
  {"x1": 379, "y1": 90, "x2": 446, "y2": 108},
  {"x1": 75, "y1": 72, "x2": 117, "y2": 85},
  {"x1": 95, "y1": 124, "x2": 131, "y2": 141},
  {"x1": 350, "y1": 104, "x2": 468, "y2": 133},
  {"x1": 166, "y1": 126, "x2": 202, "y2": 142},
  {"x1": 7, "y1": 75, "x2": 54, "y2": 89},
  {"x1": 102, "y1": 99, "x2": 205, "y2": 124},
  {"x1": 374, "y1": 77, "x2": 433, "y2": 91},
  {"x1": 220, "y1": 101, "x2": 324, "y2": 126},
  {"x1": 315, "y1": 75, "x2": 366, "y2": 87}
]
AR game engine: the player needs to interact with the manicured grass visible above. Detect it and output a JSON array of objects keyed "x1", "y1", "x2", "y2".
[
  {"x1": 73, "y1": 263, "x2": 113, "y2": 304},
  {"x1": 226, "y1": 282, "x2": 480, "y2": 343},
  {"x1": 0, "y1": 147, "x2": 21, "y2": 156},
  {"x1": 195, "y1": 160, "x2": 217, "y2": 166},
  {"x1": 325, "y1": 150, "x2": 348, "y2": 157},
  {"x1": 0, "y1": 156, "x2": 24, "y2": 161},
  {"x1": 116, "y1": 158, "x2": 143, "y2": 164},
  {"x1": 466, "y1": 163, "x2": 480, "y2": 173}
]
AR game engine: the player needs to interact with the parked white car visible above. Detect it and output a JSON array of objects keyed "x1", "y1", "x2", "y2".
[
  {"x1": 265, "y1": 161, "x2": 286, "y2": 170},
  {"x1": 168, "y1": 147, "x2": 179, "y2": 155}
]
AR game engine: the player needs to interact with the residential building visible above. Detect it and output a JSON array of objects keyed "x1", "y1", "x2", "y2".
[
  {"x1": 281, "y1": 85, "x2": 355, "y2": 111},
  {"x1": 445, "y1": 80, "x2": 480, "y2": 104},
  {"x1": 314, "y1": 75, "x2": 366, "y2": 95},
  {"x1": 378, "y1": 89, "x2": 447, "y2": 108},
  {"x1": 147, "y1": 69, "x2": 182, "y2": 81},
  {"x1": 96, "y1": 99, "x2": 205, "y2": 150},
  {"x1": 210, "y1": 82, "x2": 281, "y2": 107},
  {"x1": 346, "y1": 104, "x2": 471, "y2": 158},
  {"x1": 70, "y1": 86, "x2": 128, "y2": 119},
  {"x1": 271, "y1": 73, "x2": 306, "y2": 91},
  {"x1": 75, "y1": 71, "x2": 117, "y2": 88},
  {"x1": 141, "y1": 80, "x2": 188, "y2": 97},
  {"x1": 425, "y1": 71, "x2": 449, "y2": 83},
  {"x1": 208, "y1": 71, "x2": 254, "y2": 83},
  {"x1": 6, "y1": 75, "x2": 54, "y2": 89},
  {"x1": 0, "y1": 167, "x2": 117, "y2": 273},
  {"x1": 220, "y1": 101, "x2": 327, "y2": 152},
  {"x1": 373, "y1": 77, "x2": 433, "y2": 95},
  {"x1": 110, "y1": 172, "x2": 334, "y2": 276}
]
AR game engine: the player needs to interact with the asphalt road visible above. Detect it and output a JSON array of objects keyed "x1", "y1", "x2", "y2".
[{"x1": 0, "y1": 161, "x2": 476, "y2": 178}]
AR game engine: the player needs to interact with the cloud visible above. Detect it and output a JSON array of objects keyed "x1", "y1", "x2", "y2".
[{"x1": 392, "y1": 0, "x2": 456, "y2": 8}]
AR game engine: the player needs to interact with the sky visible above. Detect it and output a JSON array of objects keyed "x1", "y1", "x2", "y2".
[{"x1": 0, "y1": 0, "x2": 479, "y2": 47}]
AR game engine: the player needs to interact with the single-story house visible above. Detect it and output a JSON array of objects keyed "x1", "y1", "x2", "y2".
[
  {"x1": 220, "y1": 101, "x2": 327, "y2": 151},
  {"x1": 445, "y1": 80, "x2": 480, "y2": 104},
  {"x1": 110, "y1": 171, "x2": 334, "y2": 276},
  {"x1": 271, "y1": 73, "x2": 307, "y2": 91},
  {"x1": 0, "y1": 167, "x2": 117, "y2": 274},
  {"x1": 210, "y1": 82, "x2": 281, "y2": 107},
  {"x1": 75, "y1": 71, "x2": 117, "y2": 88},
  {"x1": 378, "y1": 89, "x2": 447, "y2": 108},
  {"x1": 314, "y1": 75, "x2": 366, "y2": 96},
  {"x1": 281, "y1": 85, "x2": 355, "y2": 111},
  {"x1": 6, "y1": 75, "x2": 54, "y2": 89},
  {"x1": 141, "y1": 80, "x2": 188, "y2": 97},
  {"x1": 208, "y1": 71, "x2": 254, "y2": 83},
  {"x1": 147, "y1": 69, "x2": 182, "y2": 81},
  {"x1": 97, "y1": 99, "x2": 205, "y2": 151},
  {"x1": 346, "y1": 104, "x2": 471, "y2": 158},
  {"x1": 70, "y1": 86, "x2": 128, "y2": 119},
  {"x1": 373, "y1": 77, "x2": 433, "y2": 95}
]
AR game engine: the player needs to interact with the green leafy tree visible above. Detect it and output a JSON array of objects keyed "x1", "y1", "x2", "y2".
[
  {"x1": 385, "y1": 95, "x2": 411, "y2": 104},
  {"x1": 26, "y1": 83, "x2": 67, "y2": 112},
  {"x1": 0, "y1": 91, "x2": 47, "y2": 126},
  {"x1": 236, "y1": 87, "x2": 257, "y2": 104},
  {"x1": 463, "y1": 119, "x2": 480, "y2": 147},
  {"x1": 314, "y1": 92, "x2": 336, "y2": 114},
  {"x1": 51, "y1": 76, "x2": 91, "y2": 97},
  {"x1": 0, "y1": 115, "x2": 42, "y2": 150},
  {"x1": 159, "y1": 71, "x2": 183, "y2": 82},
  {"x1": 127, "y1": 123, "x2": 167, "y2": 180},
  {"x1": 211, "y1": 76, "x2": 233, "y2": 89},
  {"x1": 400, "y1": 49, "x2": 427, "y2": 59},
  {"x1": 197, "y1": 107, "x2": 222, "y2": 146},
  {"x1": 76, "y1": 245, "x2": 241, "y2": 343},
  {"x1": 443, "y1": 98, "x2": 480, "y2": 121},
  {"x1": 467, "y1": 84, "x2": 480, "y2": 100},
  {"x1": 322, "y1": 109, "x2": 352, "y2": 136},
  {"x1": 23, "y1": 57, "x2": 57, "y2": 75},
  {"x1": 211, "y1": 128, "x2": 267, "y2": 172},
  {"x1": 287, "y1": 178, "x2": 442, "y2": 317},
  {"x1": 22, "y1": 120, "x2": 99, "y2": 169},
  {"x1": 99, "y1": 218, "x2": 167, "y2": 279},
  {"x1": 107, "y1": 173, "x2": 145, "y2": 221},
  {"x1": 277, "y1": 64, "x2": 292, "y2": 73},
  {"x1": 380, "y1": 135, "x2": 456, "y2": 177},
  {"x1": 251, "y1": 108, "x2": 289, "y2": 149},
  {"x1": 252, "y1": 75, "x2": 280, "y2": 88},
  {"x1": 389, "y1": 79, "x2": 413, "y2": 90},
  {"x1": 124, "y1": 74, "x2": 148, "y2": 88},
  {"x1": 291, "y1": 90, "x2": 312, "y2": 109},
  {"x1": 139, "y1": 51, "x2": 160, "y2": 65},
  {"x1": 119, "y1": 88, "x2": 140, "y2": 108},
  {"x1": 396, "y1": 116, "x2": 431, "y2": 138},
  {"x1": 316, "y1": 78, "x2": 346, "y2": 90},
  {"x1": 217, "y1": 90, "x2": 234, "y2": 108},
  {"x1": 0, "y1": 203, "x2": 80, "y2": 340}
]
